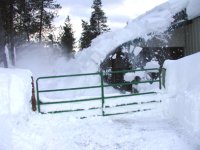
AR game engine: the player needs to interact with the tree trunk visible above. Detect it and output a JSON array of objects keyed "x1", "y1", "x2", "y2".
[
  {"x1": 23, "y1": 0, "x2": 30, "y2": 42},
  {"x1": 39, "y1": 0, "x2": 44, "y2": 43},
  {"x1": 0, "y1": 8, "x2": 8, "y2": 68},
  {"x1": 9, "y1": 0, "x2": 15, "y2": 66}
]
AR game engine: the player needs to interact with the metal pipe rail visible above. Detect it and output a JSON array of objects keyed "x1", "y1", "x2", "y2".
[{"x1": 36, "y1": 68, "x2": 166, "y2": 116}]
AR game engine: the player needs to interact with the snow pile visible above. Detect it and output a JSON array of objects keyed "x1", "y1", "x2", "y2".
[
  {"x1": 163, "y1": 52, "x2": 200, "y2": 143},
  {"x1": 0, "y1": 68, "x2": 32, "y2": 115}
]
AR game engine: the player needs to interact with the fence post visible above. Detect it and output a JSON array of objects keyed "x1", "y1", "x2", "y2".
[
  {"x1": 159, "y1": 68, "x2": 162, "y2": 89},
  {"x1": 36, "y1": 78, "x2": 41, "y2": 113},
  {"x1": 100, "y1": 71, "x2": 105, "y2": 116},
  {"x1": 31, "y1": 77, "x2": 37, "y2": 111},
  {"x1": 161, "y1": 68, "x2": 166, "y2": 88}
]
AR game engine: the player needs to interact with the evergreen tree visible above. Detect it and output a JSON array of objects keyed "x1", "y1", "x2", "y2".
[
  {"x1": 61, "y1": 16, "x2": 75, "y2": 55},
  {"x1": 31, "y1": 0, "x2": 61, "y2": 42},
  {"x1": 79, "y1": 0, "x2": 110, "y2": 50},
  {"x1": 90, "y1": 0, "x2": 110, "y2": 39},
  {"x1": 0, "y1": 0, "x2": 61, "y2": 44},
  {"x1": 79, "y1": 20, "x2": 92, "y2": 49}
]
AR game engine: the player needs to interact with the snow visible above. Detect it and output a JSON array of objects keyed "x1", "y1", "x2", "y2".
[
  {"x1": 134, "y1": 46, "x2": 143, "y2": 56},
  {"x1": 10, "y1": 114, "x2": 196, "y2": 150},
  {"x1": 0, "y1": 68, "x2": 32, "y2": 115},
  {"x1": 187, "y1": 0, "x2": 200, "y2": 19},
  {"x1": 163, "y1": 52, "x2": 200, "y2": 145},
  {"x1": 124, "y1": 71, "x2": 147, "y2": 82},
  {"x1": 168, "y1": 0, "x2": 200, "y2": 20},
  {"x1": 145, "y1": 60, "x2": 160, "y2": 69},
  {"x1": 168, "y1": 0, "x2": 188, "y2": 15},
  {"x1": 4, "y1": 52, "x2": 200, "y2": 149},
  {"x1": 57, "y1": 0, "x2": 200, "y2": 76},
  {"x1": 0, "y1": 0, "x2": 200, "y2": 149},
  {"x1": 80, "y1": 2, "x2": 173, "y2": 69},
  {"x1": 16, "y1": 45, "x2": 69, "y2": 78}
]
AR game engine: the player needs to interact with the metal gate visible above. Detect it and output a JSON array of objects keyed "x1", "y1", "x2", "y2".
[{"x1": 36, "y1": 68, "x2": 166, "y2": 117}]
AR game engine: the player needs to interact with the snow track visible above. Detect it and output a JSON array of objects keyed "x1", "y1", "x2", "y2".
[{"x1": 11, "y1": 113, "x2": 197, "y2": 150}]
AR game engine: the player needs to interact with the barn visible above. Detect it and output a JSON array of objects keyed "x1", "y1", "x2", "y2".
[{"x1": 100, "y1": 8, "x2": 200, "y2": 92}]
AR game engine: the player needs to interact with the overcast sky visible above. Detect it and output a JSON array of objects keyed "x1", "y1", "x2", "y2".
[{"x1": 54, "y1": 0, "x2": 167, "y2": 39}]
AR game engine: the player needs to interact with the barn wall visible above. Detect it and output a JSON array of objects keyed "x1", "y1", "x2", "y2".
[
  {"x1": 185, "y1": 17, "x2": 200, "y2": 55},
  {"x1": 168, "y1": 27, "x2": 185, "y2": 47},
  {"x1": 146, "y1": 27, "x2": 185, "y2": 48},
  {"x1": 146, "y1": 16, "x2": 200, "y2": 57}
]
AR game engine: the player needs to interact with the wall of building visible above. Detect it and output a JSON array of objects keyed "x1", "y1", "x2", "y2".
[
  {"x1": 168, "y1": 27, "x2": 185, "y2": 48},
  {"x1": 185, "y1": 17, "x2": 200, "y2": 55},
  {"x1": 146, "y1": 16, "x2": 200, "y2": 56},
  {"x1": 146, "y1": 27, "x2": 185, "y2": 48}
]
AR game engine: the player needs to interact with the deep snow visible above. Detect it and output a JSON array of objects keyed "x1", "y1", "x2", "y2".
[
  {"x1": 0, "y1": 0, "x2": 200, "y2": 149},
  {"x1": 1, "y1": 52, "x2": 200, "y2": 150},
  {"x1": 10, "y1": 113, "x2": 198, "y2": 150},
  {"x1": 0, "y1": 68, "x2": 32, "y2": 115}
]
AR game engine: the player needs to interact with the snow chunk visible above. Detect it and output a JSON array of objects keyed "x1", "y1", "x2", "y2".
[
  {"x1": 0, "y1": 68, "x2": 32, "y2": 115},
  {"x1": 134, "y1": 47, "x2": 142, "y2": 56},
  {"x1": 145, "y1": 61, "x2": 160, "y2": 69},
  {"x1": 124, "y1": 72, "x2": 146, "y2": 82},
  {"x1": 112, "y1": 54, "x2": 116, "y2": 59}
]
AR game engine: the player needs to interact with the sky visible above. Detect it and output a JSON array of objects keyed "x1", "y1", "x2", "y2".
[{"x1": 54, "y1": 0, "x2": 168, "y2": 40}]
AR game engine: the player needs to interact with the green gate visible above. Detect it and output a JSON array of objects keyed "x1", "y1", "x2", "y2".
[{"x1": 36, "y1": 68, "x2": 166, "y2": 117}]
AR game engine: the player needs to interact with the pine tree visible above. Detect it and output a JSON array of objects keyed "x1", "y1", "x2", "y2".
[
  {"x1": 32, "y1": 0, "x2": 61, "y2": 42},
  {"x1": 79, "y1": 0, "x2": 110, "y2": 50},
  {"x1": 0, "y1": 0, "x2": 61, "y2": 44},
  {"x1": 79, "y1": 20, "x2": 92, "y2": 50},
  {"x1": 61, "y1": 16, "x2": 75, "y2": 55},
  {"x1": 90, "y1": 0, "x2": 110, "y2": 39}
]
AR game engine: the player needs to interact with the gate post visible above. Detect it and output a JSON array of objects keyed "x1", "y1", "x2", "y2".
[
  {"x1": 31, "y1": 77, "x2": 37, "y2": 111},
  {"x1": 100, "y1": 71, "x2": 105, "y2": 116},
  {"x1": 161, "y1": 68, "x2": 166, "y2": 88},
  {"x1": 36, "y1": 78, "x2": 41, "y2": 113}
]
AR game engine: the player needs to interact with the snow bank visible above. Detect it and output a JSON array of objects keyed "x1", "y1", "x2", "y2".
[
  {"x1": 0, "y1": 68, "x2": 32, "y2": 115},
  {"x1": 163, "y1": 52, "x2": 200, "y2": 143}
]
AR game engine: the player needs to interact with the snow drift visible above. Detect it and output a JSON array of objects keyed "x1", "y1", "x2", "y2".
[
  {"x1": 0, "y1": 0, "x2": 200, "y2": 149},
  {"x1": 0, "y1": 68, "x2": 32, "y2": 115},
  {"x1": 164, "y1": 52, "x2": 200, "y2": 144}
]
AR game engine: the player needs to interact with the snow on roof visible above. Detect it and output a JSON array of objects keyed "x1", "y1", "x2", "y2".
[
  {"x1": 73, "y1": 0, "x2": 199, "y2": 73},
  {"x1": 186, "y1": 0, "x2": 200, "y2": 19}
]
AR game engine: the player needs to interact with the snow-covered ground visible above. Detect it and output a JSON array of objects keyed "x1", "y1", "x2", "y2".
[
  {"x1": 1, "y1": 0, "x2": 200, "y2": 149},
  {"x1": 8, "y1": 113, "x2": 199, "y2": 150},
  {"x1": 1, "y1": 52, "x2": 200, "y2": 150}
]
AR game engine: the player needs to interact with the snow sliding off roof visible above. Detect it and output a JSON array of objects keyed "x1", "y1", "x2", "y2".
[{"x1": 75, "y1": 0, "x2": 200, "y2": 72}]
